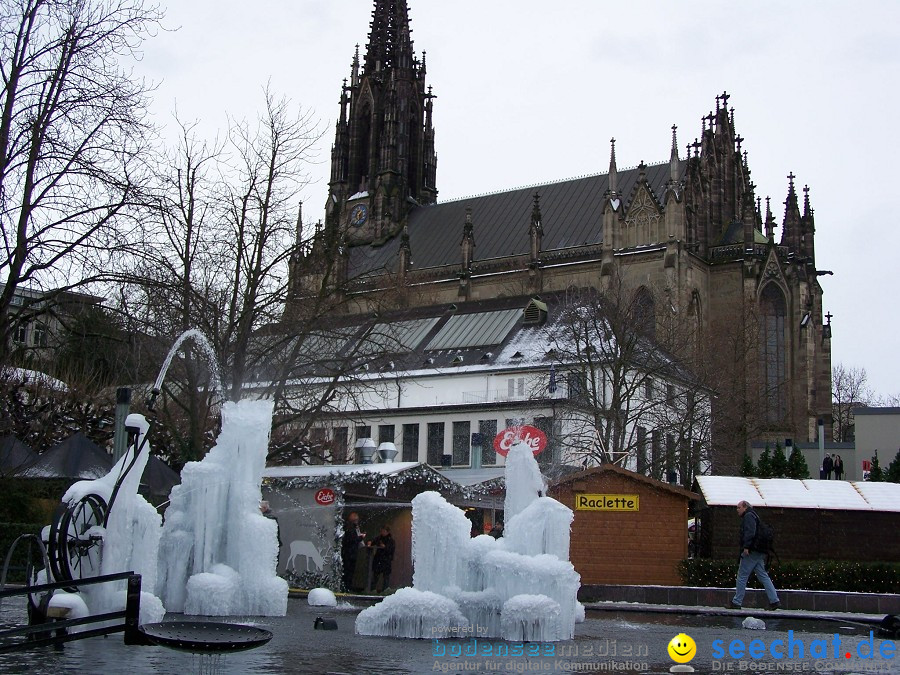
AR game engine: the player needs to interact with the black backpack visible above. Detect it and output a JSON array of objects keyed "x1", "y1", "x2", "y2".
[{"x1": 751, "y1": 512, "x2": 775, "y2": 554}]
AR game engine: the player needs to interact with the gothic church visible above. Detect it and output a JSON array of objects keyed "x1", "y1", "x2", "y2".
[{"x1": 289, "y1": 0, "x2": 833, "y2": 469}]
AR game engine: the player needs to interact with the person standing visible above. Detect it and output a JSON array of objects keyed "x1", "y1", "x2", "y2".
[
  {"x1": 341, "y1": 511, "x2": 365, "y2": 592},
  {"x1": 823, "y1": 453, "x2": 834, "y2": 480},
  {"x1": 726, "y1": 500, "x2": 780, "y2": 610},
  {"x1": 833, "y1": 455, "x2": 844, "y2": 480},
  {"x1": 370, "y1": 526, "x2": 396, "y2": 593}
]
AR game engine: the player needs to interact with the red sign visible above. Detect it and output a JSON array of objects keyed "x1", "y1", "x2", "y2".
[
  {"x1": 862, "y1": 460, "x2": 872, "y2": 472},
  {"x1": 314, "y1": 488, "x2": 335, "y2": 506},
  {"x1": 493, "y1": 425, "x2": 548, "y2": 457}
]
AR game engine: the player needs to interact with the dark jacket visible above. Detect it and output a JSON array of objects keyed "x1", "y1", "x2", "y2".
[
  {"x1": 739, "y1": 508, "x2": 760, "y2": 550},
  {"x1": 372, "y1": 533, "x2": 395, "y2": 573},
  {"x1": 342, "y1": 522, "x2": 363, "y2": 560}
]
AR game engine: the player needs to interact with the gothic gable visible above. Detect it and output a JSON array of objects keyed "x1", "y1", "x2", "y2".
[{"x1": 623, "y1": 185, "x2": 663, "y2": 248}]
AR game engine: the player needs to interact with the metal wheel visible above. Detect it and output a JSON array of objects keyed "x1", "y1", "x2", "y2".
[{"x1": 47, "y1": 493, "x2": 108, "y2": 589}]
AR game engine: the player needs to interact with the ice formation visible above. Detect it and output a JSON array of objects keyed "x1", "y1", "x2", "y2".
[
  {"x1": 58, "y1": 414, "x2": 165, "y2": 624},
  {"x1": 356, "y1": 442, "x2": 580, "y2": 641},
  {"x1": 742, "y1": 617, "x2": 766, "y2": 630},
  {"x1": 308, "y1": 588, "x2": 338, "y2": 607},
  {"x1": 156, "y1": 399, "x2": 287, "y2": 616}
]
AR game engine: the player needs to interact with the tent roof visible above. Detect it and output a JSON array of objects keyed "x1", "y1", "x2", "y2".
[
  {"x1": 23, "y1": 432, "x2": 180, "y2": 496},
  {"x1": 140, "y1": 455, "x2": 181, "y2": 496},
  {"x1": 0, "y1": 434, "x2": 39, "y2": 474},
  {"x1": 25, "y1": 432, "x2": 112, "y2": 479}
]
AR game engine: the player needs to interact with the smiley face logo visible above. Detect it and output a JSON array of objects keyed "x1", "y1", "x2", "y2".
[{"x1": 667, "y1": 633, "x2": 697, "y2": 664}]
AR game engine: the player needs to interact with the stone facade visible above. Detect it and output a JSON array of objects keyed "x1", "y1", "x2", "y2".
[{"x1": 288, "y1": 0, "x2": 833, "y2": 470}]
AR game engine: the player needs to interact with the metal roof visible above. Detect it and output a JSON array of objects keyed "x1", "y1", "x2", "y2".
[
  {"x1": 425, "y1": 308, "x2": 521, "y2": 350},
  {"x1": 358, "y1": 318, "x2": 441, "y2": 354},
  {"x1": 348, "y1": 161, "x2": 679, "y2": 277}
]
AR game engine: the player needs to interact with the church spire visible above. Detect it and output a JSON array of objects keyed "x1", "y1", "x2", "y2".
[
  {"x1": 530, "y1": 192, "x2": 544, "y2": 264},
  {"x1": 765, "y1": 196, "x2": 775, "y2": 242},
  {"x1": 780, "y1": 172, "x2": 802, "y2": 252},
  {"x1": 669, "y1": 125, "x2": 680, "y2": 182},
  {"x1": 325, "y1": 0, "x2": 437, "y2": 247},
  {"x1": 365, "y1": 0, "x2": 415, "y2": 74},
  {"x1": 607, "y1": 138, "x2": 619, "y2": 194}
]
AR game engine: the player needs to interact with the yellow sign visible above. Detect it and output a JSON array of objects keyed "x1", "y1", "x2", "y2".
[{"x1": 575, "y1": 494, "x2": 639, "y2": 511}]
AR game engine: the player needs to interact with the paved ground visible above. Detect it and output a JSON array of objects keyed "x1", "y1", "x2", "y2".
[{"x1": 1, "y1": 595, "x2": 897, "y2": 674}]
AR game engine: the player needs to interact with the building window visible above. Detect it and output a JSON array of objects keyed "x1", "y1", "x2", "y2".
[
  {"x1": 378, "y1": 424, "x2": 395, "y2": 445},
  {"x1": 479, "y1": 419, "x2": 498, "y2": 466},
  {"x1": 666, "y1": 383, "x2": 676, "y2": 408},
  {"x1": 308, "y1": 428, "x2": 327, "y2": 465},
  {"x1": 426, "y1": 422, "x2": 445, "y2": 466},
  {"x1": 33, "y1": 323, "x2": 48, "y2": 348},
  {"x1": 636, "y1": 426, "x2": 648, "y2": 474},
  {"x1": 402, "y1": 423, "x2": 419, "y2": 463},
  {"x1": 505, "y1": 417, "x2": 525, "y2": 430},
  {"x1": 651, "y1": 430, "x2": 662, "y2": 481},
  {"x1": 452, "y1": 421, "x2": 471, "y2": 467},
  {"x1": 644, "y1": 378, "x2": 655, "y2": 400},
  {"x1": 567, "y1": 371, "x2": 588, "y2": 403},
  {"x1": 666, "y1": 434, "x2": 676, "y2": 480},
  {"x1": 633, "y1": 287, "x2": 656, "y2": 338},
  {"x1": 507, "y1": 377, "x2": 525, "y2": 398},
  {"x1": 760, "y1": 284, "x2": 787, "y2": 423},
  {"x1": 533, "y1": 416, "x2": 556, "y2": 469},
  {"x1": 355, "y1": 425, "x2": 371, "y2": 463},
  {"x1": 333, "y1": 427, "x2": 349, "y2": 464},
  {"x1": 14, "y1": 323, "x2": 27, "y2": 344}
]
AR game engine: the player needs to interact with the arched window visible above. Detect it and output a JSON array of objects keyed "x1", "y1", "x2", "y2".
[
  {"x1": 633, "y1": 287, "x2": 655, "y2": 339},
  {"x1": 354, "y1": 103, "x2": 372, "y2": 190},
  {"x1": 759, "y1": 284, "x2": 787, "y2": 423}
]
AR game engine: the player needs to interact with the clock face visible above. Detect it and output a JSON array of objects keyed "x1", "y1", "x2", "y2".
[{"x1": 349, "y1": 203, "x2": 368, "y2": 227}]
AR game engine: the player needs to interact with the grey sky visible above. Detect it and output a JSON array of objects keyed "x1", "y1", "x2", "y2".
[{"x1": 139, "y1": 0, "x2": 900, "y2": 397}]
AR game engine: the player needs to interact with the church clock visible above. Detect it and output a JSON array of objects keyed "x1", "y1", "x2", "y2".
[{"x1": 349, "y1": 203, "x2": 369, "y2": 227}]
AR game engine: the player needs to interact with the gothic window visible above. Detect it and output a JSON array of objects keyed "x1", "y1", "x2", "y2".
[
  {"x1": 633, "y1": 287, "x2": 656, "y2": 338},
  {"x1": 407, "y1": 113, "x2": 419, "y2": 193},
  {"x1": 355, "y1": 103, "x2": 372, "y2": 189},
  {"x1": 624, "y1": 189, "x2": 661, "y2": 246},
  {"x1": 760, "y1": 283, "x2": 787, "y2": 423}
]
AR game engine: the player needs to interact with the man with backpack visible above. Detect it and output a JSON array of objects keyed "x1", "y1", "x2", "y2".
[{"x1": 726, "y1": 500, "x2": 780, "y2": 610}]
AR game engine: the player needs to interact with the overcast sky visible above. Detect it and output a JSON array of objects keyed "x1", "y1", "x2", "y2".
[{"x1": 139, "y1": 0, "x2": 900, "y2": 398}]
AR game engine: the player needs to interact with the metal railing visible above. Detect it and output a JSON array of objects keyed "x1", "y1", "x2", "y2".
[{"x1": 0, "y1": 533, "x2": 145, "y2": 652}]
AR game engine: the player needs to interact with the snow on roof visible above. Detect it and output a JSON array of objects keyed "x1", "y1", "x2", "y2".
[
  {"x1": 438, "y1": 467, "x2": 506, "y2": 487},
  {"x1": 696, "y1": 476, "x2": 900, "y2": 512},
  {"x1": 263, "y1": 461, "x2": 420, "y2": 479}
]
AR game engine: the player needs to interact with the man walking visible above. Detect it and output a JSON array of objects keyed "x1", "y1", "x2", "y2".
[{"x1": 726, "y1": 500, "x2": 780, "y2": 610}]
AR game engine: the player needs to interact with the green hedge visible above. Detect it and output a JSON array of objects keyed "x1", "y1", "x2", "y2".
[{"x1": 679, "y1": 558, "x2": 900, "y2": 594}]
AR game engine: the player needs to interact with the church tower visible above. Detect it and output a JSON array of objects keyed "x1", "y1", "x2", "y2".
[{"x1": 326, "y1": 0, "x2": 437, "y2": 247}]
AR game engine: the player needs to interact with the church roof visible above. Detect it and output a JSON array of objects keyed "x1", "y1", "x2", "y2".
[{"x1": 349, "y1": 161, "x2": 682, "y2": 277}]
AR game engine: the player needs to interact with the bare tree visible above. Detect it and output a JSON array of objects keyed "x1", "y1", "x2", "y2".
[
  {"x1": 546, "y1": 277, "x2": 711, "y2": 485},
  {"x1": 831, "y1": 363, "x2": 873, "y2": 442},
  {"x1": 0, "y1": 0, "x2": 162, "y2": 365},
  {"x1": 214, "y1": 89, "x2": 321, "y2": 401}
]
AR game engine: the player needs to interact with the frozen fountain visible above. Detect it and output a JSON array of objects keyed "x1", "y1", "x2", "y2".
[
  {"x1": 151, "y1": 330, "x2": 287, "y2": 616},
  {"x1": 156, "y1": 398, "x2": 287, "y2": 615},
  {"x1": 355, "y1": 441, "x2": 581, "y2": 641},
  {"x1": 50, "y1": 413, "x2": 165, "y2": 626},
  {"x1": 39, "y1": 329, "x2": 286, "y2": 623}
]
